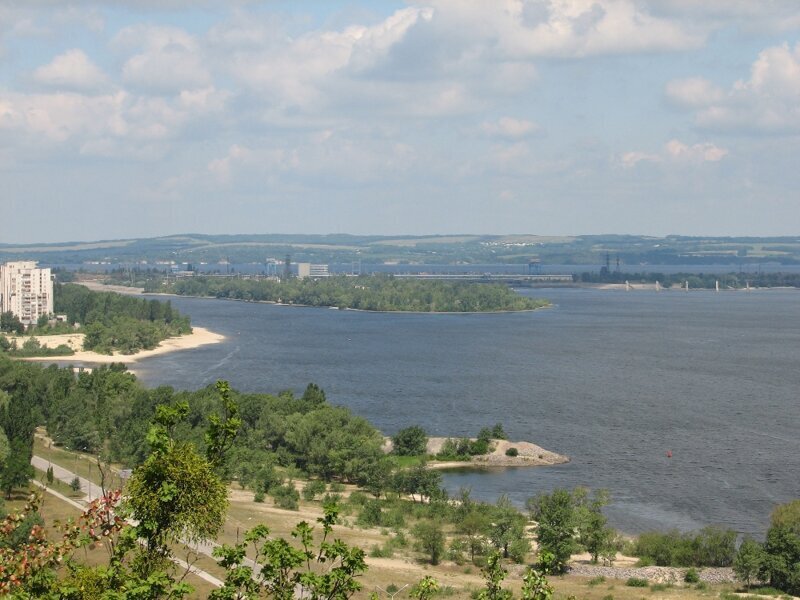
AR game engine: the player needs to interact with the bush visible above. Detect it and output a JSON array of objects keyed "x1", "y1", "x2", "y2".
[
  {"x1": 505, "y1": 447, "x2": 518, "y2": 457},
  {"x1": 685, "y1": 568, "x2": 700, "y2": 583},
  {"x1": 253, "y1": 490, "x2": 265, "y2": 503},
  {"x1": 588, "y1": 576, "x2": 606, "y2": 587},
  {"x1": 302, "y1": 479, "x2": 326, "y2": 501},
  {"x1": 625, "y1": 578, "x2": 649, "y2": 587},
  {"x1": 271, "y1": 483, "x2": 300, "y2": 510},
  {"x1": 632, "y1": 527, "x2": 736, "y2": 567},
  {"x1": 392, "y1": 426, "x2": 428, "y2": 456},
  {"x1": 356, "y1": 500, "x2": 383, "y2": 528},
  {"x1": 329, "y1": 482, "x2": 345, "y2": 493}
]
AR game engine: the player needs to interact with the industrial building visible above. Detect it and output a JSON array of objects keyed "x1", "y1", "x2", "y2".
[{"x1": 0, "y1": 261, "x2": 54, "y2": 326}]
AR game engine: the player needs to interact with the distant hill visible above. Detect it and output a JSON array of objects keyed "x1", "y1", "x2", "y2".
[{"x1": 2, "y1": 233, "x2": 799, "y2": 267}]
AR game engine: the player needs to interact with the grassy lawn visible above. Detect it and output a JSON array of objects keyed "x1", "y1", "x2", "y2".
[{"x1": 33, "y1": 434, "x2": 126, "y2": 491}]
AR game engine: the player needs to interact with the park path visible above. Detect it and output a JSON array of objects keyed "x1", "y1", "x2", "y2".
[{"x1": 31, "y1": 454, "x2": 225, "y2": 588}]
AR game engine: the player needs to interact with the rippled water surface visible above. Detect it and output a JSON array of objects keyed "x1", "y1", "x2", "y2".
[{"x1": 132, "y1": 288, "x2": 800, "y2": 535}]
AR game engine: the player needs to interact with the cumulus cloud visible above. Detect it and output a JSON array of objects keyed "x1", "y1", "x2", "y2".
[
  {"x1": 32, "y1": 49, "x2": 108, "y2": 91},
  {"x1": 115, "y1": 25, "x2": 212, "y2": 93},
  {"x1": 667, "y1": 42, "x2": 800, "y2": 133},
  {"x1": 621, "y1": 139, "x2": 728, "y2": 167},
  {"x1": 481, "y1": 117, "x2": 540, "y2": 139},
  {"x1": 0, "y1": 85, "x2": 228, "y2": 157},
  {"x1": 665, "y1": 77, "x2": 725, "y2": 108},
  {"x1": 411, "y1": 0, "x2": 704, "y2": 59}
]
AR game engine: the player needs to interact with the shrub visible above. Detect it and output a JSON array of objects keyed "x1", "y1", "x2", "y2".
[
  {"x1": 348, "y1": 491, "x2": 368, "y2": 506},
  {"x1": 505, "y1": 447, "x2": 519, "y2": 457},
  {"x1": 625, "y1": 578, "x2": 649, "y2": 587},
  {"x1": 356, "y1": 500, "x2": 383, "y2": 528},
  {"x1": 685, "y1": 568, "x2": 700, "y2": 583},
  {"x1": 302, "y1": 479, "x2": 326, "y2": 502},
  {"x1": 392, "y1": 426, "x2": 428, "y2": 456},
  {"x1": 253, "y1": 490, "x2": 265, "y2": 503},
  {"x1": 588, "y1": 576, "x2": 607, "y2": 587},
  {"x1": 271, "y1": 483, "x2": 300, "y2": 510},
  {"x1": 329, "y1": 482, "x2": 345, "y2": 493}
]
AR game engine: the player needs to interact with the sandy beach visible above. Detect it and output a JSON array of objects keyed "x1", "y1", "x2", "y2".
[{"x1": 16, "y1": 327, "x2": 224, "y2": 365}]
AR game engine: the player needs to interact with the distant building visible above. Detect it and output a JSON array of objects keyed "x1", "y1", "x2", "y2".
[
  {"x1": 297, "y1": 263, "x2": 330, "y2": 279},
  {"x1": 0, "y1": 261, "x2": 54, "y2": 326}
]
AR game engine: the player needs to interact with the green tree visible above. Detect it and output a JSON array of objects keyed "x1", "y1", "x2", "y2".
[
  {"x1": 459, "y1": 509, "x2": 490, "y2": 563},
  {"x1": 478, "y1": 553, "x2": 513, "y2": 600},
  {"x1": 392, "y1": 425, "x2": 428, "y2": 456},
  {"x1": 414, "y1": 520, "x2": 445, "y2": 565},
  {"x1": 1, "y1": 439, "x2": 33, "y2": 499},
  {"x1": 574, "y1": 488, "x2": 616, "y2": 564},
  {"x1": 733, "y1": 538, "x2": 765, "y2": 590},
  {"x1": 520, "y1": 567, "x2": 554, "y2": 600},
  {"x1": 488, "y1": 495, "x2": 529, "y2": 562},
  {"x1": 760, "y1": 502, "x2": 800, "y2": 595},
  {"x1": 124, "y1": 382, "x2": 238, "y2": 577},
  {"x1": 528, "y1": 489, "x2": 576, "y2": 574},
  {"x1": 0, "y1": 312, "x2": 23, "y2": 335}
]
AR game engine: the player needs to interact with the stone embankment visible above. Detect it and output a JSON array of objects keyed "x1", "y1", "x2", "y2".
[{"x1": 569, "y1": 564, "x2": 737, "y2": 585}]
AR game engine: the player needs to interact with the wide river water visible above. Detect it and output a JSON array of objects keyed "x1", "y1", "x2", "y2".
[{"x1": 131, "y1": 288, "x2": 800, "y2": 536}]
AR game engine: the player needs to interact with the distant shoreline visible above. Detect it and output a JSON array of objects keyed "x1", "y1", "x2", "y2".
[{"x1": 77, "y1": 280, "x2": 551, "y2": 314}]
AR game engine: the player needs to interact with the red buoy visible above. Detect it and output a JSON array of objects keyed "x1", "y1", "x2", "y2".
[{"x1": 666, "y1": 450, "x2": 672, "y2": 458}]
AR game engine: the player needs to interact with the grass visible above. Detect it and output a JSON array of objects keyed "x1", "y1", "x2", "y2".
[{"x1": 33, "y1": 435, "x2": 126, "y2": 491}]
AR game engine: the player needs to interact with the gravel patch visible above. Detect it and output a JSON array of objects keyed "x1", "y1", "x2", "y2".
[{"x1": 569, "y1": 564, "x2": 737, "y2": 585}]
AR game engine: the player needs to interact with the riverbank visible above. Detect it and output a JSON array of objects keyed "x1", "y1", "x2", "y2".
[{"x1": 16, "y1": 326, "x2": 224, "y2": 365}]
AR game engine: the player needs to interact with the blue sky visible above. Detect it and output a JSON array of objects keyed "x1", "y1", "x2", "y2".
[{"x1": 1, "y1": 1, "x2": 800, "y2": 243}]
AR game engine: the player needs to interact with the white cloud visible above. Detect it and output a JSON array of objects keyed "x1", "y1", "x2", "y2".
[
  {"x1": 32, "y1": 49, "x2": 108, "y2": 91},
  {"x1": 413, "y1": 0, "x2": 704, "y2": 59},
  {"x1": 481, "y1": 117, "x2": 540, "y2": 139},
  {"x1": 0, "y1": 85, "x2": 228, "y2": 156},
  {"x1": 208, "y1": 144, "x2": 250, "y2": 183},
  {"x1": 665, "y1": 139, "x2": 728, "y2": 162},
  {"x1": 226, "y1": 7, "x2": 433, "y2": 111},
  {"x1": 115, "y1": 25, "x2": 212, "y2": 92},
  {"x1": 621, "y1": 139, "x2": 728, "y2": 167},
  {"x1": 665, "y1": 77, "x2": 725, "y2": 108},
  {"x1": 668, "y1": 42, "x2": 800, "y2": 133},
  {"x1": 620, "y1": 150, "x2": 661, "y2": 168}
]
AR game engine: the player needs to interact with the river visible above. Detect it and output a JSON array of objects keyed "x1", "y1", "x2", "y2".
[{"x1": 131, "y1": 287, "x2": 800, "y2": 536}]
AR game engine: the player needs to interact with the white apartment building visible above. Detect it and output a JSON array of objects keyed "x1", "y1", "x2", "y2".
[
  {"x1": 0, "y1": 261, "x2": 54, "y2": 326},
  {"x1": 297, "y1": 263, "x2": 330, "y2": 279}
]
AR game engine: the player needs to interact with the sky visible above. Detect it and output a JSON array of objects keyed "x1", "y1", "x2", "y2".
[{"x1": 2, "y1": 1, "x2": 800, "y2": 243}]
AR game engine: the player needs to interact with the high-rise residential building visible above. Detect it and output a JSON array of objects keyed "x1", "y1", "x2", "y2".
[
  {"x1": 297, "y1": 263, "x2": 330, "y2": 279},
  {"x1": 0, "y1": 261, "x2": 54, "y2": 326}
]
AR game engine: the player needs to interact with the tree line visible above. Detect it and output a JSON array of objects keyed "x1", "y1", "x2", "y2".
[{"x1": 148, "y1": 274, "x2": 549, "y2": 312}]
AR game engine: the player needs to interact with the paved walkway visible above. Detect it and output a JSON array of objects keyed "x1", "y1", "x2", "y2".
[{"x1": 31, "y1": 455, "x2": 225, "y2": 588}]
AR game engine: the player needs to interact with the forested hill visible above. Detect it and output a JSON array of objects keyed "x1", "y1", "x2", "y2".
[{"x1": 151, "y1": 275, "x2": 549, "y2": 312}]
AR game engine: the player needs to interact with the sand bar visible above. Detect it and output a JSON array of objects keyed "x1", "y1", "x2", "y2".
[{"x1": 18, "y1": 327, "x2": 224, "y2": 365}]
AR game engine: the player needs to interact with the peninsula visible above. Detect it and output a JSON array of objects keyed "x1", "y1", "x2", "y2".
[{"x1": 147, "y1": 274, "x2": 549, "y2": 312}]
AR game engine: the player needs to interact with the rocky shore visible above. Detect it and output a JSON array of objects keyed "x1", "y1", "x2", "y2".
[{"x1": 383, "y1": 437, "x2": 569, "y2": 468}]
